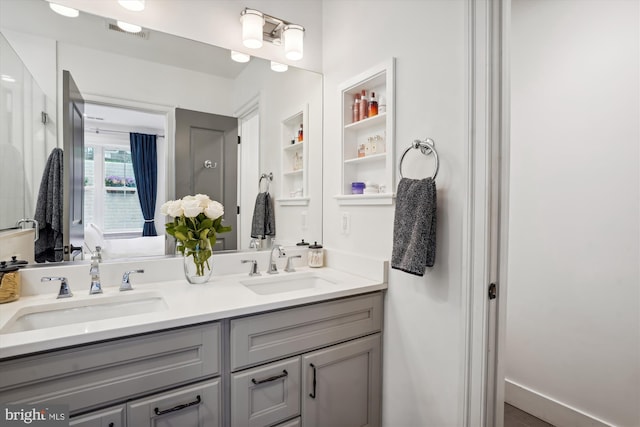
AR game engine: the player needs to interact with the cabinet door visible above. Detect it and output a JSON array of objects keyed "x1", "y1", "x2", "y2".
[
  {"x1": 231, "y1": 357, "x2": 300, "y2": 427},
  {"x1": 69, "y1": 405, "x2": 125, "y2": 427},
  {"x1": 302, "y1": 334, "x2": 381, "y2": 427},
  {"x1": 127, "y1": 379, "x2": 220, "y2": 427}
]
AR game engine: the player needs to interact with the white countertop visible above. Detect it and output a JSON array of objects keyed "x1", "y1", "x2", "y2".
[{"x1": 0, "y1": 250, "x2": 387, "y2": 359}]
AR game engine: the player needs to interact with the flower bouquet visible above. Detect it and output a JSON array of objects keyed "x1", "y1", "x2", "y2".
[{"x1": 161, "y1": 194, "x2": 231, "y2": 283}]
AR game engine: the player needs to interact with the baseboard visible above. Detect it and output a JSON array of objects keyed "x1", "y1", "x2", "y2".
[{"x1": 505, "y1": 379, "x2": 614, "y2": 427}]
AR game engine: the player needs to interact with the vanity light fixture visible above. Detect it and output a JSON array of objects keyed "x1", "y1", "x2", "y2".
[
  {"x1": 49, "y1": 2, "x2": 79, "y2": 18},
  {"x1": 231, "y1": 51, "x2": 251, "y2": 63},
  {"x1": 1, "y1": 74, "x2": 16, "y2": 83},
  {"x1": 240, "y1": 7, "x2": 305, "y2": 60},
  {"x1": 118, "y1": 0, "x2": 145, "y2": 12},
  {"x1": 270, "y1": 61, "x2": 288, "y2": 72},
  {"x1": 117, "y1": 20, "x2": 142, "y2": 33}
]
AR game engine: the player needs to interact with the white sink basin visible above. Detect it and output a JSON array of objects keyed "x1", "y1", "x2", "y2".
[
  {"x1": 240, "y1": 273, "x2": 338, "y2": 295},
  {"x1": 0, "y1": 292, "x2": 168, "y2": 334}
]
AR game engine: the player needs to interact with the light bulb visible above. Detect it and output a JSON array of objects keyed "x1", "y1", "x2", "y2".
[
  {"x1": 118, "y1": 0, "x2": 145, "y2": 12},
  {"x1": 231, "y1": 51, "x2": 251, "y2": 63},
  {"x1": 117, "y1": 21, "x2": 142, "y2": 33},
  {"x1": 241, "y1": 9, "x2": 264, "y2": 49},
  {"x1": 49, "y1": 3, "x2": 79, "y2": 17},
  {"x1": 283, "y1": 24, "x2": 304, "y2": 61},
  {"x1": 270, "y1": 62, "x2": 288, "y2": 72}
]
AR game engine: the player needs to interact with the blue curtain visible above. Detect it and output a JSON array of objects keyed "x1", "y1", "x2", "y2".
[{"x1": 130, "y1": 133, "x2": 158, "y2": 236}]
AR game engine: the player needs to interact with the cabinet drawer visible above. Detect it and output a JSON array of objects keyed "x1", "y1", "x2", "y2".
[
  {"x1": 69, "y1": 404, "x2": 126, "y2": 427},
  {"x1": 0, "y1": 322, "x2": 220, "y2": 414},
  {"x1": 127, "y1": 378, "x2": 220, "y2": 427},
  {"x1": 230, "y1": 293, "x2": 382, "y2": 370},
  {"x1": 273, "y1": 417, "x2": 301, "y2": 427},
  {"x1": 231, "y1": 357, "x2": 300, "y2": 427}
]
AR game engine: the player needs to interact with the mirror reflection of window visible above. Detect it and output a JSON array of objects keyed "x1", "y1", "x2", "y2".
[{"x1": 84, "y1": 145, "x2": 143, "y2": 235}]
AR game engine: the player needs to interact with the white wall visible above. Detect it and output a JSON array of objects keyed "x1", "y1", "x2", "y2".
[
  {"x1": 507, "y1": 1, "x2": 640, "y2": 426},
  {"x1": 233, "y1": 60, "x2": 323, "y2": 247},
  {"x1": 322, "y1": 1, "x2": 467, "y2": 425}
]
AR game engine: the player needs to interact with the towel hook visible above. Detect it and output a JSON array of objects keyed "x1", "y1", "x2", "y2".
[
  {"x1": 399, "y1": 138, "x2": 439, "y2": 180},
  {"x1": 259, "y1": 172, "x2": 273, "y2": 193}
]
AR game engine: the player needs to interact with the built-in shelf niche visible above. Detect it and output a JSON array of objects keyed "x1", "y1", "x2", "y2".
[
  {"x1": 336, "y1": 58, "x2": 395, "y2": 206},
  {"x1": 278, "y1": 104, "x2": 309, "y2": 206}
]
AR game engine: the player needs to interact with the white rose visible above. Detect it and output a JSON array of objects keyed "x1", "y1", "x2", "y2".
[
  {"x1": 167, "y1": 200, "x2": 184, "y2": 217},
  {"x1": 182, "y1": 199, "x2": 204, "y2": 218},
  {"x1": 204, "y1": 200, "x2": 224, "y2": 219},
  {"x1": 194, "y1": 194, "x2": 211, "y2": 207},
  {"x1": 182, "y1": 195, "x2": 196, "y2": 201},
  {"x1": 160, "y1": 200, "x2": 172, "y2": 215}
]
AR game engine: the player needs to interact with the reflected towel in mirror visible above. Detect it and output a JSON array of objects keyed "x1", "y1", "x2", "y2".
[
  {"x1": 34, "y1": 148, "x2": 64, "y2": 263},
  {"x1": 251, "y1": 192, "x2": 276, "y2": 239}
]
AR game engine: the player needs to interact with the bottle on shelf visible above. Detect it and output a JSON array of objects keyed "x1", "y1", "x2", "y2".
[
  {"x1": 297, "y1": 124, "x2": 303, "y2": 142},
  {"x1": 352, "y1": 93, "x2": 361, "y2": 123},
  {"x1": 359, "y1": 89, "x2": 368, "y2": 121},
  {"x1": 368, "y1": 92, "x2": 378, "y2": 117}
]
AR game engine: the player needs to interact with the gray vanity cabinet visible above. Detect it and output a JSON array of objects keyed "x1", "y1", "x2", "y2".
[
  {"x1": 127, "y1": 378, "x2": 220, "y2": 427},
  {"x1": 301, "y1": 334, "x2": 381, "y2": 427},
  {"x1": 230, "y1": 292, "x2": 383, "y2": 427}
]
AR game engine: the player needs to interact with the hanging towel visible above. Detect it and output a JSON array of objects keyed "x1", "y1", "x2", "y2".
[
  {"x1": 34, "y1": 148, "x2": 64, "y2": 263},
  {"x1": 391, "y1": 177, "x2": 437, "y2": 276},
  {"x1": 251, "y1": 192, "x2": 276, "y2": 239}
]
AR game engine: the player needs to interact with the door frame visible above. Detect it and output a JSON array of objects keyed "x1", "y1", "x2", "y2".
[{"x1": 463, "y1": 0, "x2": 510, "y2": 426}]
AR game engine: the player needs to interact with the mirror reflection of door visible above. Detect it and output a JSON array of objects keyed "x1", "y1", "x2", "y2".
[
  {"x1": 62, "y1": 70, "x2": 84, "y2": 261},
  {"x1": 175, "y1": 108, "x2": 238, "y2": 251}
]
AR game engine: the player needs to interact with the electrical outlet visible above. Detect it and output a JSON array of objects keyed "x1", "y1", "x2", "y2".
[{"x1": 341, "y1": 212, "x2": 350, "y2": 235}]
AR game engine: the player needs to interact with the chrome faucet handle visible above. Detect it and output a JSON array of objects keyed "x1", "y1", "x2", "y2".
[
  {"x1": 41, "y1": 276, "x2": 72, "y2": 299},
  {"x1": 284, "y1": 255, "x2": 302, "y2": 272},
  {"x1": 241, "y1": 259, "x2": 261, "y2": 276},
  {"x1": 120, "y1": 269, "x2": 144, "y2": 291}
]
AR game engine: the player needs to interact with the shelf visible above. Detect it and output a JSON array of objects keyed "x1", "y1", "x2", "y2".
[
  {"x1": 283, "y1": 169, "x2": 303, "y2": 176},
  {"x1": 344, "y1": 153, "x2": 386, "y2": 164},
  {"x1": 344, "y1": 113, "x2": 386, "y2": 131},
  {"x1": 283, "y1": 141, "x2": 304, "y2": 151},
  {"x1": 334, "y1": 193, "x2": 395, "y2": 206},
  {"x1": 276, "y1": 197, "x2": 310, "y2": 206}
]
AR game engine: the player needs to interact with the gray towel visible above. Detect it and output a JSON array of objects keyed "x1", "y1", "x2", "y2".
[
  {"x1": 34, "y1": 148, "x2": 64, "y2": 263},
  {"x1": 251, "y1": 192, "x2": 276, "y2": 239},
  {"x1": 391, "y1": 177, "x2": 437, "y2": 276}
]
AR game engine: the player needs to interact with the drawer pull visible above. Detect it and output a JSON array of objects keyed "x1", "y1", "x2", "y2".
[
  {"x1": 309, "y1": 363, "x2": 317, "y2": 399},
  {"x1": 251, "y1": 369, "x2": 289, "y2": 385},
  {"x1": 154, "y1": 395, "x2": 201, "y2": 416}
]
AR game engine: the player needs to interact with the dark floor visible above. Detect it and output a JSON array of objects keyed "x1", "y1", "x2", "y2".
[{"x1": 504, "y1": 404, "x2": 555, "y2": 427}]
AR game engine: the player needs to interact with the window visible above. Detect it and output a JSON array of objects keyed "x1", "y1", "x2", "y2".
[{"x1": 84, "y1": 144, "x2": 144, "y2": 234}]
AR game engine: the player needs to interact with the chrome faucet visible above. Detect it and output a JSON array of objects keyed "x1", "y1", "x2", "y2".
[
  {"x1": 120, "y1": 269, "x2": 144, "y2": 291},
  {"x1": 42, "y1": 276, "x2": 72, "y2": 299},
  {"x1": 89, "y1": 246, "x2": 102, "y2": 294},
  {"x1": 267, "y1": 245, "x2": 286, "y2": 274}
]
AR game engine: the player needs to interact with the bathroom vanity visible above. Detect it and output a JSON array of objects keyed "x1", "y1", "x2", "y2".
[{"x1": 0, "y1": 251, "x2": 387, "y2": 427}]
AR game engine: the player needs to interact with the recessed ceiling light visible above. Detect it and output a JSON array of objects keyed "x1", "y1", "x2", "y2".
[
  {"x1": 270, "y1": 61, "x2": 288, "y2": 72},
  {"x1": 118, "y1": 0, "x2": 145, "y2": 12},
  {"x1": 231, "y1": 51, "x2": 251, "y2": 63},
  {"x1": 49, "y1": 2, "x2": 79, "y2": 18},
  {"x1": 117, "y1": 21, "x2": 142, "y2": 33}
]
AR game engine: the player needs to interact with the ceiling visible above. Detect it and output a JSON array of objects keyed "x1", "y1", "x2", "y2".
[{"x1": 0, "y1": 0, "x2": 248, "y2": 79}]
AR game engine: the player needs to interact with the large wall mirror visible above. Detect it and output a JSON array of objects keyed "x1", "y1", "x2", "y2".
[{"x1": 0, "y1": 0, "x2": 322, "y2": 265}]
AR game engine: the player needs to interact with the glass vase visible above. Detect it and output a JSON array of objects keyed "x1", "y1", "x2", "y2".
[{"x1": 182, "y1": 240, "x2": 213, "y2": 284}]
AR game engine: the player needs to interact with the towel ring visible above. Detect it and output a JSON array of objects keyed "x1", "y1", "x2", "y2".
[
  {"x1": 399, "y1": 138, "x2": 439, "y2": 180},
  {"x1": 259, "y1": 172, "x2": 273, "y2": 193}
]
